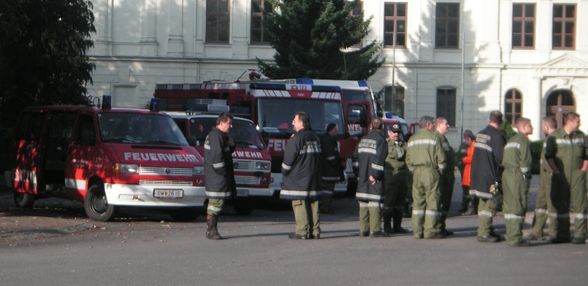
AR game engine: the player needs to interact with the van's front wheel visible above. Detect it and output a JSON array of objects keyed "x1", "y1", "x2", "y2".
[
  {"x1": 84, "y1": 184, "x2": 116, "y2": 221},
  {"x1": 13, "y1": 191, "x2": 35, "y2": 208}
]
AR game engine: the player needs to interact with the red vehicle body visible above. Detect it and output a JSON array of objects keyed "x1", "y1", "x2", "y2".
[
  {"x1": 154, "y1": 81, "x2": 348, "y2": 195},
  {"x1": 166, "y1": 111, "x2": 272, "y2": 214},
  {"x1": 12, "y1": 103, "x2": 206, "y2": 221}
]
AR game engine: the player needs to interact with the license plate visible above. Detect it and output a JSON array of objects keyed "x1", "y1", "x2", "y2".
[
  {"x1": 236, "y1": 189, "x2": 249, "y2": 197},
  {"x1": 154, "y1": 189, "x2": 184, "y2": 199}
]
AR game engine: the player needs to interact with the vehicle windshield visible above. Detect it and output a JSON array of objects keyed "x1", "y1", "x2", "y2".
[
  {"x1": 257, "y1": 98, "x2": 345, "y2": 135},
  {"x1": 99, "y1": 113, "x2": 189, "y2": 146},
  {"x1": 190, "y1": 117, "x2": 265, "y2": 150}
]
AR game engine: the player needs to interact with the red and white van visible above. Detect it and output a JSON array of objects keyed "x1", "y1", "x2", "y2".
[
  {"x1": 166, "y1": 110, "x2": 272, "y2": 214},
  {"x1": 12, "y1": 100, "x2": 206, "y2": 221}
]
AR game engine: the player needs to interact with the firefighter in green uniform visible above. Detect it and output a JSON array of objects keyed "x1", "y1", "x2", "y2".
[
  {"x1": 435, "y1": 117, "x2": 456, "y2": 236},
  {"x1": 527, "y1": 116, "x2": 557, "y2": 241},
  {"x1": 544, "y1": 112, "x2": 588, "y2": 244},
  {"x1": 502, "y1": 118, "x2": 534, "y2": 246},
  {"x1": 406, "y1": 116, "x2": 446, "y2": 239},
  {"x1": 383, "y1": 123, "x2": 409, "y2": 234}
]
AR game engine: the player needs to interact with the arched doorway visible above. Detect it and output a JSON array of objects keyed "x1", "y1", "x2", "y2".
[{"x1": 546, "y1": 89, "x2": 575, "y2": 127}]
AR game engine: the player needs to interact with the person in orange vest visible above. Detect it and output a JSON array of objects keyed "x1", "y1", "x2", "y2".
[{"x1": 460, "y1": 130, "x2": 478, "y2": 215}]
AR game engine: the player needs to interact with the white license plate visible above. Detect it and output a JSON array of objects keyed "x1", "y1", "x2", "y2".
[
  {"x1": 236, "y1": 189, "x2": 249, "y2": 197},
  {"x1": 154, "y1": 189, "x2": 184, "y2": 199}
]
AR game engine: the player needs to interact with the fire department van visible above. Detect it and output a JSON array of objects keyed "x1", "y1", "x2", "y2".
[
  {"x1": 166, "y1": 108, "x2": 272, "y2": 215},
  {"x1": 12, "y1": 99, "x2": 206, "y2": 221}
]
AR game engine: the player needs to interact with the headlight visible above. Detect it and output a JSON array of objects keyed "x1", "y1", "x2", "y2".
[
  {"x1": 255, "y1": 161, "x2": 270, "y2": 171},
  {"x1": 192, "y1": 166, "x2": 204, "y2": 175},
  {"x1": 113, "y1": 163, "x2": 139, "y2": 174}
]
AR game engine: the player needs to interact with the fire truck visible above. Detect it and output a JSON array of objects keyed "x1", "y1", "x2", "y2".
[
  {"x1": 154, "y1": 81, "x2": 348, "y2": 195},
  {"x1": 166, "y1": 106, "x2": 272, "y2": 215},
  {"x1": 12, "y1": 98, "x2": 206, "y2": 221}
]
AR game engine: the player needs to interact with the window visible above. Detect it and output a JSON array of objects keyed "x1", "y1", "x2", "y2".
[
  {"x1": 553, "y1": 4, "x2": 575, "y2": 49},
  {"x1": 512, "y1": 3, "x2": 535, "y2": 48},
  {"x1": 384, "y1": 2, "x2": 407, "y2": 47},
  {"x1": 76, "y1": 115, "x2": 96, "y2": 146},
  {"x1": 435, "y1": 3, "x2": 459, "y2": 49},
  {"x1": 504, "y1": 89, "x2": 523, "y2": 124},
  {"x1": 251, "y1": 0, "x2": 273, "y2": 44},
  {"x1": 350, "y1": 0, "x2": 364, "y2": 48},
  {"x1": 206, "y1": 0, "x2": 230, "y2": 43},
  {"x1": 436, "y1": 87, "x2": 456, "y2": 126},
  {"x1": 384, "y1": 86, "x2": 405, "y2": 118}
]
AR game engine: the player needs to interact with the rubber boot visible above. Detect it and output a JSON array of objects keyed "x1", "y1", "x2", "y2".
[
  {"x1": 383, "y1": 211, "x2": 393, "y2": 235},
  {"x1": 392, "y1": 208, "x2": 408, "y2": 233},
  {"x1": 206, "y1": 215, "x2": 223, "y2": 240}
]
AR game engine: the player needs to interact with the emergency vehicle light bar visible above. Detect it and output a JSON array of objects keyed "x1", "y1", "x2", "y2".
[
  {"x1": 102, "y1": 95, "x2": 112, "y2": 110},
  {"x1": 249, "y1": 82, "x2": 341, "y2": 92}
]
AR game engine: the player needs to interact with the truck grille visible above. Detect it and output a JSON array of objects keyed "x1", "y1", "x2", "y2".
[
  {"x1": 139, "y1": 180, "x2": 193, "y2": 186},
  {"x1": 235, "y1": 176, "x2": 261, "y2": 185},
  {"x1": 139, "y1": 166, "x2": 192, "y2": 176}
]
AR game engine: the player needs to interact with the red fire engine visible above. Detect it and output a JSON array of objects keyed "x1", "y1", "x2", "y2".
[
  {"x1": 12, "y1": 98, "x2": 206, "y2": 221},
  {"x1": 154, "y1": 81, "x2": 348, "y2": 195},
  {"x1": 166, "y1": 107, "x2": 272, "y2": 215}
]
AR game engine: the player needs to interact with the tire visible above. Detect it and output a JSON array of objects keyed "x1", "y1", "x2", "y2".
[
  {"x1": 13, "y1": 191, "x2": 35, "y2": 208},
  {"x1": 84, "y1": 184, "x2": 116, "y2": 222},
  {"x1": 169, "y1": 208, "x2": 199, "y2": 222}
]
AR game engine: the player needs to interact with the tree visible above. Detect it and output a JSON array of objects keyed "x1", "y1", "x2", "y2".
[
  {"x1": 0, "y1": 0, "x2": 95, "y2": 125},
  {"x1": 258, "y1": 0, "x2": 383, "y2": 80}
]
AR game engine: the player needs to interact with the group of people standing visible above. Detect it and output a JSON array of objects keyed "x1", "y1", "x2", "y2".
[{"x1": 202, "y1": 110, "x2": 587, "y2": 246}]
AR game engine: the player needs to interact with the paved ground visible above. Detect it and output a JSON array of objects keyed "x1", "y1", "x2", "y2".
[{"x1": 1, "y1": 176, "x2": 587, "y2": 286}]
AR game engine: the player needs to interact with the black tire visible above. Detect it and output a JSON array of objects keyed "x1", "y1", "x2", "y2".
[
  {"x1": 169, "y1": 208, "x2": 199, "y2": 222},
  {"x1": 84, "y1": 184, "x2": 116, "y2": 222},
  {"x1": 233, "y1": 202, "x2": 253, "y2": 216},
  {"x1": 13, "y1": 191, "x2": 35, "y2": 208}
]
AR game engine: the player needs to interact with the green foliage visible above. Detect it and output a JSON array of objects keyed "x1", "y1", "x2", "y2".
[
  {"x1": 0, "y1": 0, "x2": 95, "y2": 126},
  {"x1": 258, "y1": 0, "x2": 384, "y2": 80}
]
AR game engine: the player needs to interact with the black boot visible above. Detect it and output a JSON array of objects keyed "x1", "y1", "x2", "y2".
[
  {"x1": 206, "y1": 215, "x2": 223, "y2": 240},
  {"x1": 460, "y1": 194, "x2": 469, "y2": 213},
  {"x1": 464, "y1": 196, "x2": 477, "y2": 215},
  {"x1": 392, "y1": 208, "x2": 408, "y2": 233},
  {"x1": 383, "y1": 211, "x2": 393, "y2": 235}
]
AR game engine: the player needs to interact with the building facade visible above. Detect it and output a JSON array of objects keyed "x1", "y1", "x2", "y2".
[{"x1": 88, "y1": 0, "x2": 588, "y2": 142}]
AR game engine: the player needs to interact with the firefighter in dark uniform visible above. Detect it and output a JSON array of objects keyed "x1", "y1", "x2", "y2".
[
  {"x1": 527, "y1": 116, "x2": 557, "y2": 240},
  {"x1": 470, "y1": 111, "x2": 507, "y2": 243},
  {"x1": 281, "y1": 111, "x2": 322, "y2": 239},
  {"x1": 356, "y1": 118, "x2": 388, "y2": 237},
  {"x1": 502, "y1": 117, "x2": 533, "y2": 246},
  {"x1": 435, "y1": 117, "x2": 456, "y2": 236},
  {"x1": 204, "y1": 112, "x2": 236, "y2": 240},
  {"x1": 406, "y1": 116, "x2": 446, "y2": 239},
  {"x1": 383, "y1": 123, "x2": 409, "y2": 234},
  {"x1": 319, "y1": 123, "x2": 342, "y2": 214},
  {"x1": 544, "y1": 112, "x2": 588, "y2": 244},
  {"x1": 458, "y1": 129, "x2": 477, "y2": 214}
]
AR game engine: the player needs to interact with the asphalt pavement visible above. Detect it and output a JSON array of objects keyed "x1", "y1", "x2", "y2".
[{"x1": 1, "y1": 176, "x2": 587, "y2": 286}]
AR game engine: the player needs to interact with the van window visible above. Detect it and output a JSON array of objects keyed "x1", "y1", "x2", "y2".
[
  {"x1": 48, "y1": 112, "x2": 76, "y2": 141},
  {"x1": 77, "y1": 115, "x2": 96, "y2": 146},
  {"x1": 348, "y1": 104, "x2": 368, "y2": 128},
  {"x1": 98, "y1": 113, "x2": 189, "y2": 146},
  {"x1": 16, "y1": 112, "x2": 45, "y2": 140}
]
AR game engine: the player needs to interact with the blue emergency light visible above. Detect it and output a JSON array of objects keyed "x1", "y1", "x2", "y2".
[
  {"x1": 102, "y1": 95, "x2": 112, "y2": 110},
  {"x1": 150, "y1": 98, "x2": 160, "y2": 112}
]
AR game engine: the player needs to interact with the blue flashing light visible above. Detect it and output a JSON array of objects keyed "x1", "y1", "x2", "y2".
[
  {"x1": 149, "y1": 98, "x2": 160, "y2": 112},
  {"x1": 102, "y1": 95, "x2": 112, "y2": 110},
  {"x1": 358, "y1": 80, "x2": 368, "y2": 87},
  {"x1": 384, "y1": 111, "x2": 395, "y2": 119},
  {"x1": 296, "y1": 78, "x2": 313, "y2": 85}
]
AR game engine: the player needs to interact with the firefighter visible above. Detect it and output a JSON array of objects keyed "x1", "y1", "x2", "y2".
[
  {"x1": 435, "y1": 117, "x2": 456, "y2": 236},
  {"x1": 204, "y1": 112, "x2": 236, "y2": 240},
  {"x1": 406, "y1": 116, "x2": 446, "y2": 239},
  {"x1": 383, "y1": 123, "x2": 409, "y2": 234},
  {"x1": 356, "y1": 117, "x2": 388, "y2": 237},
  {"x1": 470, "y1": 111, "x2": 507, "y2": 243},
  {"x1": 458, "y1": 130, "x2": 478, "y2": 215},
  {"x1": 502, "y1": 117, "x2": 534, "y2": 246},
  {"x1": 544, "y1": 112, "x2": 588, "y2": 244},
  {"x1": 526, "y1": 116, "x2": 557, "y2": 241},
  {"x1": 281, "y1": 111, "x2": 322, "y2": 240},
  {"x1": 319, "y1": 123, "x2": 342, "y2": 214}
]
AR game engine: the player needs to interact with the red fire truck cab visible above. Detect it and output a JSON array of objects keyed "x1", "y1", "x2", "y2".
[
  {"x1": 12, "y1": 99, "x2": 206, "y2": 221},
  {"x1": 166, "y1": 108, "x2": 272, "y2": 215}
]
